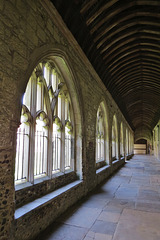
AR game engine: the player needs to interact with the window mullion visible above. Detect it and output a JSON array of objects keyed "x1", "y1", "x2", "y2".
[
  {"x1": 60, "y1": 94, "x2": 65, "y2": 172},
  {"x1": 96, "y1": 135, "x2": 98, "y2": 162},
  {"x1": 47, "y1": 124, "x2": 53, "y2": 178},
  {"x1": 29, "y1": 74, "x2": 37, "y2": 184},
  {"x1": 115, "y1": 127, "x2": 116, "y2": 158},
  {"x1": 41, "y1": 83, "x2": 44, "y2": 111},
  {"x1": 65, "y1": 97, "x2": 69, "y2": 120}
]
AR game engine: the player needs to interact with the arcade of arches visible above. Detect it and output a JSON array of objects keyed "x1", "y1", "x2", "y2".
[{"x1": 0, "y1": 1, "x2": 160, "y2": 240}]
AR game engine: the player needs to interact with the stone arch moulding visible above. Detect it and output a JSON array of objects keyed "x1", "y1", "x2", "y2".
[
  {"x1": 135, "y1": 137, "x2": 152, "y2": 145},
  {"x1": 20, "y1": 44, "x2": 84, "y2": 179},
  {"x1": 134, "y1": 128, "x2": 152, "y2": 145}
]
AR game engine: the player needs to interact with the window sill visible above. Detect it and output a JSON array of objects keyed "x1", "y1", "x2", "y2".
[
  {"x1": 52, "y1": 168, "x2": 73, "y2": 178},
  {"x1": 96, "y1": 159, "x2": 105, "y2": 163},
  {"x1": 112, "y1": 157, "x2": 117, "y2": 162},
  {"x1": 96, "y1": 160, "x2": 107, "y2": 170},
  {"x1": 96, "y1": 165, "x2": 111, "y2": 174},
  {"x1": 15, "y1": 182, "x2": 33, "y2": 191},
  {"x1": 15, "y1": 170, "x2": 74, "y2": 191},
  {"x1": 15, "y1": 180, "x2": 82, "y2": 219},
  {"x1": 15, "y1": 176, "x2": 51, "y2": 191},
  {"x1": 112, "y1": 159, "x2": 119, "y2": 164},
  {"x1": 15, "y1": 170, "x2": 77, "y2": 208},
  {"x1": 126, "y1": 154, "x2": 134, "y2": 160},
  {"x1": 34, "y1": 175, "x2": 50, "y2": 185}
]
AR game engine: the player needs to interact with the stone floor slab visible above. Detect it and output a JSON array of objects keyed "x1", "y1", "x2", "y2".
[
  {"x1": 135, "y1": 200, "x2": 160, "y2": 213},
  {"x1": 38, "y1": 224, "x2": 88, "y2": 240},
  {"x1": 60, "y1": 206, "x2": 101, "y2": 228},
  {"x1": 91, "y1": 220, "x2": 117, "y2": 235},
  {"x1": 107, "y1": 199, "x2": 136, "y2": 210},
  {"x1": 34, "y1": 155, "x2": 160, "y2": 240},
  {"x1": 115, "y1": 187, "x2": 138, "y2": 199},
  {"x1": 98, "y1": 211, "x2": 120, "y2": 223},
  {"x1": 95, "y1": 233, "x2": 113, "y2": 240},
  {"x1": 113, "y1": 208, "x2": 160, "y2": 240},
  {"x1": 81, "y1": 196, "x2": 109, "y2": 210},
  {"x1": 103, "y1": 205, "x2": 123, "y2": 214}
]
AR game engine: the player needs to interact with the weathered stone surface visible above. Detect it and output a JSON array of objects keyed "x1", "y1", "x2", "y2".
[
  {"x1": 15, "y1": 171, "x2": 77, "y2": 208},
  {"x1": 0, "y1": 1, "x2": 134, "y2": 240},
  {"x1": 34, "y1": 155, "x2": 160, "y2": 240}
]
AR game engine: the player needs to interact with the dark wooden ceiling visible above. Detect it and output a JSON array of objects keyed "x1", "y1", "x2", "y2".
[{"x1": 51, "y1": 0, "x2": 160, "y2": 134}]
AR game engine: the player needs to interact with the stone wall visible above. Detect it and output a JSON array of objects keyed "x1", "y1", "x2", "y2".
[
  {"x1": 0, "y1": 1, "x2": 134, "y2": 239},
  {"x1": 15, "y1": 182, "x2": 85, "y2": 240},
  {"x1": 15, "y1": 171, "x2": 77, "y2": 208}
]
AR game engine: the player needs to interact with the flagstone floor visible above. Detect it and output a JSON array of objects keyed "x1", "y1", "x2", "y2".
[{"x1": 36, "y1": 155, "x2": 160, "y2": 240}]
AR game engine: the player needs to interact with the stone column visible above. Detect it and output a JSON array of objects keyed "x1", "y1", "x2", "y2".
[
  {"x1": 83, "y1": 108, "x2": 97, "y2": 193},
  {"x1": 0, "y1": 119, "x2": 19, "y2": 240}
]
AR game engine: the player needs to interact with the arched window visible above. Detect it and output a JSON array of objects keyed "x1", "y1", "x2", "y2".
[
  {"x1": 120, "y1": 122, "x2": 124, "y2": 157},
  {"x1": 126, "y1": 128, "x2": 129, "y2": 156},
  {"x1": 112, "y1": 115, "x2": 118, "y2": 160},
  {"x1": 95, "y1": 102, "x2": 109, "y2": 167},
  {"x1": 96, "y1": 105, "x2": 105, "y2": 162},
  {"x1": 15, "y1": 60, "x2": 74, "y2": 184},
  {"x1": 130, "y1": 132, "x2": 133, "y2": 154},
  {"x1": 128, "y1": 131, "x2": 131, "y2": 154}
]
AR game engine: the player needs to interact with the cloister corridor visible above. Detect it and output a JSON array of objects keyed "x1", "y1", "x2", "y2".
[{"x1": 36, "y1": 155, "x2": 160, "y2": 240}]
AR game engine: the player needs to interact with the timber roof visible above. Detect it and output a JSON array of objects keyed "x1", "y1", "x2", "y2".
[{"x1": 51, "y1": 0, "x2": 160, "y2": 135}]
